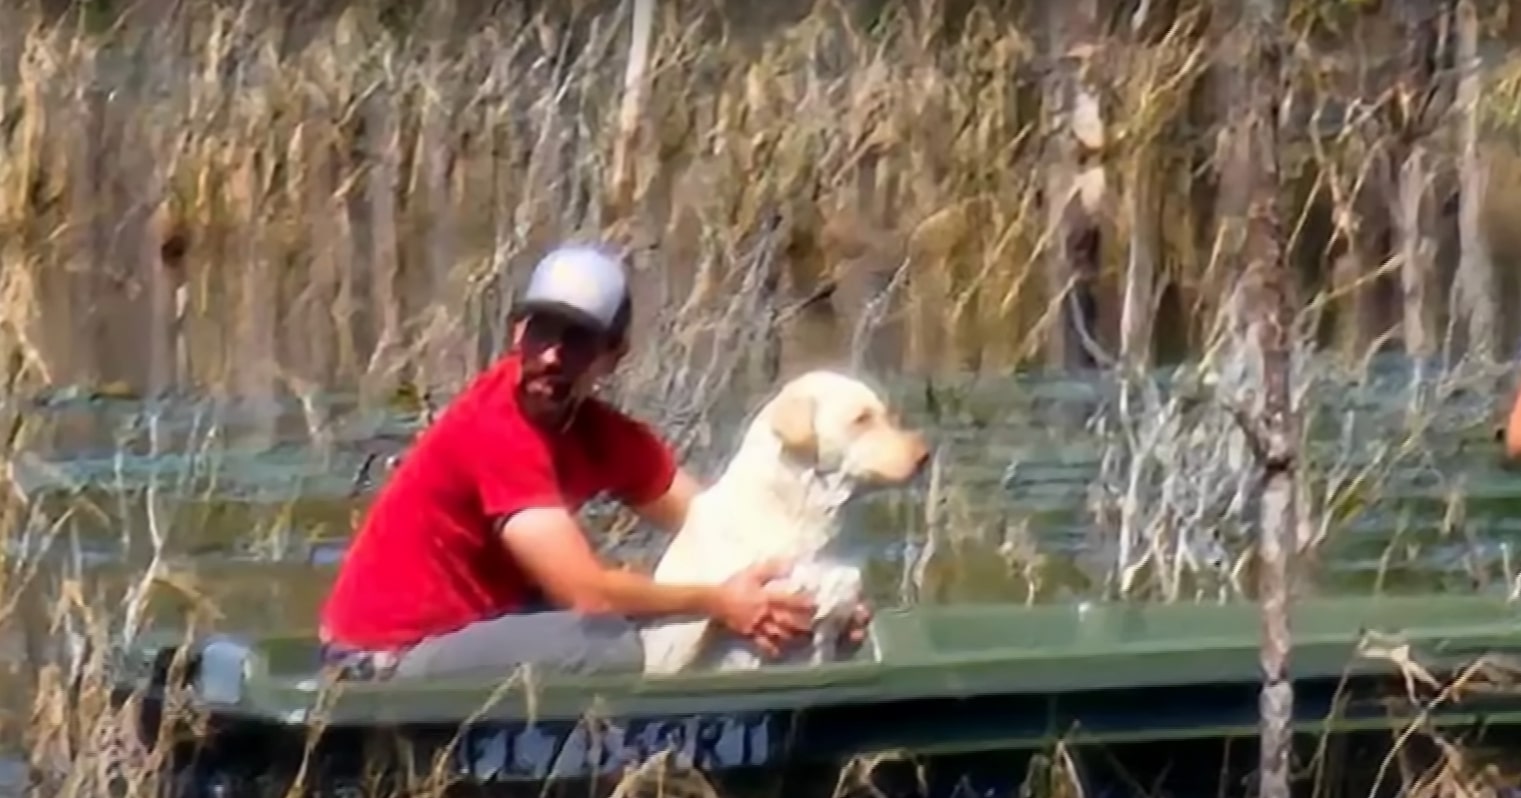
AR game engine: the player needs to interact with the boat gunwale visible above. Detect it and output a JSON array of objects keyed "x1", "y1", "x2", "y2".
[{"x1": 113, "y1": 594, "x2": 1521, "y2": 727}]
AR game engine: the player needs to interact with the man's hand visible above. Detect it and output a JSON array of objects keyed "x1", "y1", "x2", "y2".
[{"x1": 711, "y1": 559, "x2": 816, "y2": 658}]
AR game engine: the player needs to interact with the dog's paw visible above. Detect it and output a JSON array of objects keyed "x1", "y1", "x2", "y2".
[{"x1": 812, "y1": 566, "x2": 864, "y2": 619}]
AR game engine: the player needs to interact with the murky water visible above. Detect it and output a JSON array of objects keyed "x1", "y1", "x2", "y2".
[{"x1": 3, "y1": 354, "x2": 1521, "y2": 796}]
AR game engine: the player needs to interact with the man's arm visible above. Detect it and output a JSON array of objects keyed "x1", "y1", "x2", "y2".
[
  {"x1": 472, "y1": 410, "x2": 704, "y2": 611},
  {"x1": 499, "y1": 506, "x2": 717, "y2": 617},
  {"x1": 629, "y1": 468, "x2": 702, "y2": 534},
  {"x1": 498, "y1": 506, "x2": 815, "y2": 654},
  {"x1": 596, "y1": 408, "x2": 700, "y2": 534},
  {"x1": 1506, "y1": 383, "x2": 1521, "y2": 461}
]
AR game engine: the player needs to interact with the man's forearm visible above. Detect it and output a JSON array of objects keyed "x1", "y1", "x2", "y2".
[{"x1": 581, "y1": 567, "x2": 718, "y2": 618}]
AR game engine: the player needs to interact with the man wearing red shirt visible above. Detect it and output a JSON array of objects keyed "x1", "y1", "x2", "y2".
[{"x1": 319, "y1": 245, "x2": 850, "y2": 679}]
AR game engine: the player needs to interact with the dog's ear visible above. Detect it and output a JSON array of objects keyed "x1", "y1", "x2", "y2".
[{"x1": 769, "y1": 387, "x2": 817, "y2": 460}]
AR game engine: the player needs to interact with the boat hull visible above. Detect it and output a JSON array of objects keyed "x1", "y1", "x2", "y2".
[{"x1": 108, "y1": 595, "x2": 1521, "y2": 795}]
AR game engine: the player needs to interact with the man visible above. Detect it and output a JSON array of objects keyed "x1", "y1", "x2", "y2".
[
  {"x1": 1506, "y1": 374, "x2": 1521, "y2": 462},
  {"x1": 318, "y1": 244, "x2": 866, "y2": 680}
]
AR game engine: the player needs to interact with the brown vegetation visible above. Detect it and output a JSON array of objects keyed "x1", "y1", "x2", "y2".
[
  {"x1": 1, "y1": 0, "x2": 1521, "y2": 796},
  {"x1": 1, "y1": 0, "x2": 1519, "y2": 406}
]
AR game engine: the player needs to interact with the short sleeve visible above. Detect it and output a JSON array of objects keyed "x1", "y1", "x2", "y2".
[
  {"x1": 596, "y1": 409, "x2": 678, "y2": 506},
  {"x1": 470, "y1": 418, "x2": 568, "y2": 522}
]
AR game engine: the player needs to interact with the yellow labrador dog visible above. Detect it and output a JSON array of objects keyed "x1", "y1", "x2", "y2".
[{"x1": 640, "y1": 370, "x2": 930, "y2": 675}]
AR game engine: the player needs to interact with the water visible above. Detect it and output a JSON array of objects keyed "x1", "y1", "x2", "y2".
[{"x1": 3, "y1": 355, "x2": 1520, "y2": 796}]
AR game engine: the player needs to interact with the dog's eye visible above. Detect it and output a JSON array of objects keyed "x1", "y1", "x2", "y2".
[{"x1": 852, "y1": 409, "x2": 872, "y2": 427}]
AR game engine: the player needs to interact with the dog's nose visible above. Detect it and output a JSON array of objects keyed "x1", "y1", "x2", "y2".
[{"x1": 909, "y1": 432, "x2": 932, "y2": 470}]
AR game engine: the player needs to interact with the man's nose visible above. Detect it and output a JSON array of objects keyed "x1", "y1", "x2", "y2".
[{"x1": 537, "y1": 343, "x2": 562, "y2": 367}]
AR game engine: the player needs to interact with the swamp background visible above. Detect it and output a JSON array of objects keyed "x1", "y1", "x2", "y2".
[{"x1": 6, "y1": 0, "x2": 1521, "y2": 795}]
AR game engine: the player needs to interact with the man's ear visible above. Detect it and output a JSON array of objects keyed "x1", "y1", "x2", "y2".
[
  {"x1": 768, "y1": 387, "x2": 817, "y2": 461},
  {"x1": 607, "y1": 335, "x2": 632, "y2": 361}
]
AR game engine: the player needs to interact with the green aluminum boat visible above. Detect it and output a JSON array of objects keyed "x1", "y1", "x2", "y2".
[{"x1": 110, "y1": 594, "x2": 1521, "y2": 797}]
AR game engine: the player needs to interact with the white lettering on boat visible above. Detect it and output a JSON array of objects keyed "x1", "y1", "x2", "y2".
[{"x1": 454, "y1": 713, "x2": 777, "y2": 781}]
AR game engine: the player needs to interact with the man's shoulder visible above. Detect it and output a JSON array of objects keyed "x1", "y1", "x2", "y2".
[
  {"x1": 456, "y1": 356, "x2": 522, "y2": 405},
  {"x1": 574, "y1": 397, "x2": 677, "y2": 461},
  {"x1": 576, "y1": 396, "x2": 661, "y2": 439},
  {"x1": 435, "y1": 358, "x2": 530, "y2": 429},
  {"x1": 412, "y1": 361, "x2": 546, "y2": 465},
  {"x1": 573, "y1": 397, "x2": 678, "y2": 503}
]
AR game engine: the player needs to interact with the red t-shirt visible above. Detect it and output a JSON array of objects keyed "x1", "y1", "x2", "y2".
[{"x1": 319, "y1": 353, "x2": 679, "y2": 650}]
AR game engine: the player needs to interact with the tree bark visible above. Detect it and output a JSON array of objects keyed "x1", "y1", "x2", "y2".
[
  {"x1": 608, "y1": 0, "x2": 655, "y2": 223},
  {"x1": 1119, "y1": 155, "x2": 1156, "y2": 372},
  {"x1": 1454, "y1": 0, "x2": 1497, "y2": 364},
  {"x1": 360, "y1": 87, "x2": 404, "y2": 401},
  {"x1": 1394, "y1": 144, "x2": 1436, "y2": 370},
  {"x1": 1385, "y1": 0, "x2": 1447, "y2": 376},
  {"x1": 297, "y1": 107, "x2": 347, "y2": 391},
  {"x1": 1040, "y1": 0, "x2": 1104, "y2": 372},
  {"x1": 233, "y1": 143, "x2": 278, "y2": 452},
  {"x1": 1224, "y1": 0, "x2": 1297, "y2": 796},
  {"x1": 417, "y1": 1, "x2": 470, "y2": 394}
]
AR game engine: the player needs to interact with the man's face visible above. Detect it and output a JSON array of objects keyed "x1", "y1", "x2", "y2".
[{"x1": 513, "y1": 312, "x2": 621, "y2": 425}]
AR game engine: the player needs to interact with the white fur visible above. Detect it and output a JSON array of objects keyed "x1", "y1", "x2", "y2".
[{"x1": 639, "y1": 370, "x2": 927, "y2": 675}]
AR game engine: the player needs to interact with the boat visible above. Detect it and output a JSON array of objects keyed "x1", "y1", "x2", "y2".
[{"x1": 110, "y1": 594, "x2": 1521, "y2": 797}]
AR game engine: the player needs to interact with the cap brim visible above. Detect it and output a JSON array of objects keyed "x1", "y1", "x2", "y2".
[{"x1": 511, "y1": 299, "x2": 613, "y2": 335}]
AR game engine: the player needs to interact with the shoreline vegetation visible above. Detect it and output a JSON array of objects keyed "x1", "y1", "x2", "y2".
[
  {"x1": 2, "y1": 0, "x2": 1521, "y2": 796},
  {"x1": 2, "y1": 0, "x2": 1521, "y2": 405}
]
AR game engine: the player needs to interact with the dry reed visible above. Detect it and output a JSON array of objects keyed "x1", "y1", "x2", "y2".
[{"x1": 2, "y1": 0, "x2": 1521, "y2": 796}]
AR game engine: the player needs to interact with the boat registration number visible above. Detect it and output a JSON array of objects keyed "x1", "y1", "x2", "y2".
[{"x1": 453, "y1": 712, "x2": 779, "y2": 781}]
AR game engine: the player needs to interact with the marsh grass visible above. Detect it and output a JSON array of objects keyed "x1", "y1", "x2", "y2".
[
  {"x1": 8, "y1": 0, "x2": 1521, "y2": 405},
  {"x1": 3, "y1": 0, "x2": 1521, "y2": 796}
]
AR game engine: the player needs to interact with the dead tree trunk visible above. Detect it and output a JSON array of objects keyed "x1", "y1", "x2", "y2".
[
  {"x1": 1040, "y1": 0, "x2": 1105, "y2": 371},
  {"x1": 1223, "y1": 0, "x2": 1297, "y2": 796},
  {"x1": 136, "y1": 146, "x2": 175, "y2": 402},
  {"x1": 608, "y1": 0, "x2": 654, "y2": 224},
  {"x1": 233, "y1": 150, "x2": 279, "y2": 452},
  {"x1": 416, "y1": 2, "x2": 470, "y2": 394},
  {"x1": 360, "y1": 87, "x2": 404, "y2": 402},
  {"x1": 298, "y1": 105, "x2": 349, "y2": 390},
  {"x1": 1119, "y1": 153, "x2": 1157, "y2": 372},
  {"x1": 1454, "y1": 0, "x2": 1497, "y2": 364},
  {"x1": 1320, "y1": 8, "x2": 1395, "y2": 364},
  {"x1": 1382, "y1": 0, "x2": 1448, "y2": 382},
  {"x1": 65, "y1": 81, "x2": 108, "y2": 389}
]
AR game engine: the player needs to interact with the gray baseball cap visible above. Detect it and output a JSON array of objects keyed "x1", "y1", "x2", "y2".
[{"x1": 512, "y1": 245, "x2": 632, "y2": 339}]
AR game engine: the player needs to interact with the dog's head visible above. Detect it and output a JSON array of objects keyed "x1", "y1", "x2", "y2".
[{"x1": 759, "y1": 370, "x2": 930, "y2": 489}]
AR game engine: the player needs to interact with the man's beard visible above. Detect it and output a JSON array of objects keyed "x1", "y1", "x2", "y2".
[{"x1": 518, "y1": 370, "x2": 580, "y2": 428}]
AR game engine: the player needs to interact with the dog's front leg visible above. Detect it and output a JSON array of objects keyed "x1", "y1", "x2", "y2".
[
  {"x1": 809, "y1": 624, "x2": 839, "y2": 666},
  {"x1": 805, "y1": 563, "x2": 863, "y2": 666}
]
